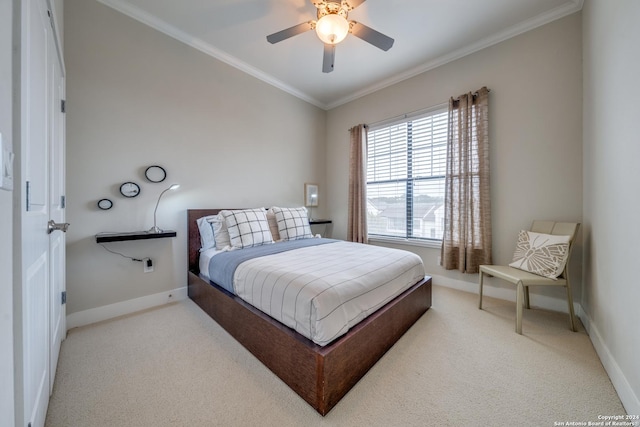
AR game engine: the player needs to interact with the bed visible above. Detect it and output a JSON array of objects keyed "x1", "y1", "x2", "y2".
[{"x1": 187, "y1": 209, "x2": 432, "y2": 415}]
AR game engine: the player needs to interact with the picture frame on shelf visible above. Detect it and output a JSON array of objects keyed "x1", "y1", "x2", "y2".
[{"x1": 304, "y1": 183, "x2": 318, "y2": 207}]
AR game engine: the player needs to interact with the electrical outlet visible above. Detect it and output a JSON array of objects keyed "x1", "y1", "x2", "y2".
[{"x1": 143, "y1": 258, "x2": 154, "y2": 273}]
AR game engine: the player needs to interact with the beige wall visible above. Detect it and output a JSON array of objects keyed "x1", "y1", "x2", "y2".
[
  {"x1": 64, "y1": 0, "x2": 326, "y2": 314},
  {"x1": 326, "y1": 13, "x2": 583, "y2": 310},
  {"x1": 582, "y1": 0, "x2": 640, "y2": 415}
]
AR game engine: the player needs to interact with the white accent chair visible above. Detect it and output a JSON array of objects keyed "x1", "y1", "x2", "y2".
[{"x1": 478, "y1": 221, "x2": 580, "y2": 334}]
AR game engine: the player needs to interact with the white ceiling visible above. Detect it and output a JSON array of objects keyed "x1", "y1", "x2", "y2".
[{"x1": 96, "y1": 0, "x2": 583, "y2": 110}]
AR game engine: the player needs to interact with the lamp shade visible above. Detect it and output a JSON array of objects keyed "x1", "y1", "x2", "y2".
[{"x1": 315, "y1": 14, "x2": 349, "y2": 45}]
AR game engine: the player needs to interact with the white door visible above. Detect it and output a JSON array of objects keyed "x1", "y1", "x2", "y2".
[
  {"x1": 48, "y1": 8, "x2": 66, "y2": 394},
  {"x1": 21, "y1": 0, "x2": 66, "y2": 425},
  {"x1": 22, "y1": 0, "x2": 51, "y2": 424}
]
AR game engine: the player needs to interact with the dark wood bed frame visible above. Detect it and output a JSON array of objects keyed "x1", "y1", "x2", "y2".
[{"x1": 187, "y1": 209, "x2": 432, "y2": 415}]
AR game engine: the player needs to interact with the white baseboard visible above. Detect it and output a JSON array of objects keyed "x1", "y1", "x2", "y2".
[
  {"x1": 580, "y1": 310, "x2": 640, "y2": 416},
  {"x1": 66, "y1": 286, "x2": 188, "y2": 330},
  {"x1": 430, "y1": 273, "x2": 583, "y2": 315}
]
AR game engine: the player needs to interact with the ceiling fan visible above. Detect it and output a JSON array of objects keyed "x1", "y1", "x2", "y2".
[{"x1": 266, "y1": 0, "x2": 394, "y2": 73}]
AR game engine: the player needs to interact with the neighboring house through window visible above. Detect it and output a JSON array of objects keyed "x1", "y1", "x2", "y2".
[{"x1": 366, "y1": 105, "x2": 447, "y2": 244}]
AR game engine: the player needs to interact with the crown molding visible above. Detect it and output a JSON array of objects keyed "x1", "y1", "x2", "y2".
[
  {"x1": 97, "y1": 0, "x2": 583, "y2": 111},
  {"x1": 95, "y1": 0, "x2": 326, "y2": 109},
  {"x1": 326, "y1": 0, "x2": 584, "y2": 109}
]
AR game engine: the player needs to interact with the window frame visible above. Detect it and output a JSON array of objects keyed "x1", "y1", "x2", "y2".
[{"x1": 366, "y1": 103, "x2": 448, "y2": 248}]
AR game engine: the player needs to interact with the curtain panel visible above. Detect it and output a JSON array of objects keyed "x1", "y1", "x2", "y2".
[
  {"x1": 348, "y1": 124, "x2": 368, "y2": 243},
  {"x1": 441, "y1": 87, "x2": 492, "y2": 273}
]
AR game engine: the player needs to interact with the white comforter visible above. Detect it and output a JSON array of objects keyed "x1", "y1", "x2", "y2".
[{"x1": 231, "y1": 241, "x2": 425, "y2": 346}]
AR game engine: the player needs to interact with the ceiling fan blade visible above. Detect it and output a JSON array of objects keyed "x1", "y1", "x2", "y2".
[
  {"x1": 344, "y1": 0, "x2": 366, "y2": 10},
  {"x1": 266, "y1": 21, "x2": 314, "y2": 44},
  {"x1": 322, "y1": 43, "x2": 335, "y2": 73},
  {"x1": 350, "y1": 22, "x2": 394, "y2": 51}
]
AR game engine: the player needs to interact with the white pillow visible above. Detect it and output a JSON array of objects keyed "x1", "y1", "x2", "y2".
[
  {"x1": 271, "y1": 206, "x2": 313, "y2": 241},
  {"x1": 209, "y1": 216, "x2": 231, "y2": 250},
  {"x1": 219, "y1": 208, "x2": 274, "y2": 249},
  {"x1": 196, "y1": 215, "x2": 216, "y2": 252},
  {"x1": 509, "y1": 230, "x2": 571, "y2": 279}
]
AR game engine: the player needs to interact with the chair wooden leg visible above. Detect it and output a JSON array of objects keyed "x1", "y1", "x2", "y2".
[
  {"x1": 524, "y1": 285, "x2": 530, "y2": 309},
  {"x1": 479, "y1": 271, "x2": 484, "y2": 309},
  {"x1": 516, "y1": 282, "x2": 524, "y2": 334},
  {"x1": 565, "y1": 283, "x2": 577, "y2": 332}
]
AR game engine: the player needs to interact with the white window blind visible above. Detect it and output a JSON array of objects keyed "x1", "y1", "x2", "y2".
[{"x1": 367, "y1": 106, "x2": 448, "y2": 242}]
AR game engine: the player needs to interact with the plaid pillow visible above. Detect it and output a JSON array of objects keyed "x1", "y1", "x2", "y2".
[
  {"x1": 219, "y1": 208, "x2": 273, "y2": 249},
  {"x1": 271, "y1": 207, "x2": 313, "y2": 241}
]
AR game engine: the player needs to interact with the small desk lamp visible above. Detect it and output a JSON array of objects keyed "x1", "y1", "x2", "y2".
[
  {"x1": 148, "y1": 183, "x2": 180, "y2": 233},
  {"x1": 304, "y1": 183, "x2": 318, "y2": 220}
]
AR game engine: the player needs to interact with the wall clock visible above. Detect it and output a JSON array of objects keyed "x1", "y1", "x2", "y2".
[
  {"x1": 97, "y1": 198, "x2": 113, "y2": 210},
  {"x1": 120, "y1": 181, "x2": 140, "y2": 198},
  {"x1": 145, "y1": 165, "x2": 167, "y2": 183}
]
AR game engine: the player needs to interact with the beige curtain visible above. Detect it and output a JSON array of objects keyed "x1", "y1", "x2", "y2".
[
  {"x1": 348, "y1": 124, "x2": 368, "y2": 243},
  {"x1": 441, "y1": 87, "x2": 492, "y2": 273}
]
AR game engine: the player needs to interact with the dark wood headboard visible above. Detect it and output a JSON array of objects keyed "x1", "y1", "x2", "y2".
[{"x1": 187, "y1": 209, "x2": 243, "y2": 274}]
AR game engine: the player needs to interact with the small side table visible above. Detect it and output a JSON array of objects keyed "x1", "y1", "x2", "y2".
[
  {"x1": 95, "y1": 230, "x2": 177, "y2": 243},
  {"x1": 309, "y1": 219, "x2": 332, "y2": 238}
]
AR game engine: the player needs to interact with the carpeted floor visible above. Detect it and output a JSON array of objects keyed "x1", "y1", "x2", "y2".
[{"x1": 45, "y1": 285, "x2": 626, "y2": 426}]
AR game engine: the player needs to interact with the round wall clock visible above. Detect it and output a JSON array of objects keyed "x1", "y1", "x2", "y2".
[
  {"x1": 97, "y1": 198, "x2": 113, "y2": 210},
  {"x1": 120, "y1": 181, "x2": 141, "y2": 198},
  {"x1": 145, "y1": 165, "x2": 167, "y2": 183}
]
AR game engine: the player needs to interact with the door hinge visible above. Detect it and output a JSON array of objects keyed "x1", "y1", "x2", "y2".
[
  {"x1": 26, "y1": 181, "x2": 30, "y2": 211},
  {"x1": 61, "y1": 99, "x2": 66, "y2": 113},
  {"x1": 61, "y1": 195, "x2": 66, "y2": 208},
  {"x1": 61, "y1": 291, "x2": 66, "y2": 305}
]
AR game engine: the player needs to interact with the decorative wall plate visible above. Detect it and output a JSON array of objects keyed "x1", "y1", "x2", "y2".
[
  {"x1": 120, "y1": 181, "x2": 140, "y2": 198},
  {"x1": 145, "y1": 165, "x2": 167, "y2": 183},
  {"x1": 97, "y1": 198, "x2": 113, "y2": 210}
]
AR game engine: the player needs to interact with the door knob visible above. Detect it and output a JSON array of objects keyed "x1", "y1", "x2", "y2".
[{"x1": 48, "y1": 220, "x2": 70, "y2": 234}]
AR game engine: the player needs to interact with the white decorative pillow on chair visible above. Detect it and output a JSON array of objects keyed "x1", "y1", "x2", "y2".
[
  {"x1": 271, "y1": 206, "x2": 313, "y2": 241},
  {"x1": 220, "y1": 208, "x2": 273, "y2": 249},
  {"x1": 509, "y1": 230, "x2": 571, "y2": 279}
]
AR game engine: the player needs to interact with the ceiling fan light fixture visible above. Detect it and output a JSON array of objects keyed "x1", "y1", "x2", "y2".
[{"x1": 315, "y1": 13, "x2": 349, "y2": 44}]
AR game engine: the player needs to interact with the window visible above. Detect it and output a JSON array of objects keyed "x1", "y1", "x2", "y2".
[{"x1": 367, "y1": 106, "x2": 448, "y2": 243}]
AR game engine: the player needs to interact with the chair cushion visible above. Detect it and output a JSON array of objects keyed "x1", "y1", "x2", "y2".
[
  {"x1": 508, "y1": 230, "x2": 570, "y2": 279},
  {"x1": 480, "y1": 265, "x2": 566, "y2": 286}
]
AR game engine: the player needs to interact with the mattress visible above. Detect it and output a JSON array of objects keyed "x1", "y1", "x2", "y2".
[{"x1": 201, "y1": 239, "x2": 425, "y2": 346}]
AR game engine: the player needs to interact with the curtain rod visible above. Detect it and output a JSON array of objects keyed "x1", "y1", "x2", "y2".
[
  {"x1": 367, "y1": 102, "x2": 448, "y2": 129},
  {"x1": 472, "y1": 87, "x2": 491, "y2": 96},
  {"x1": 366, "y1": 87, "x2": 490, "y2": 129},
  {"x1": 455, "y1": 87, "x2": 491, "y2": 100}
]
